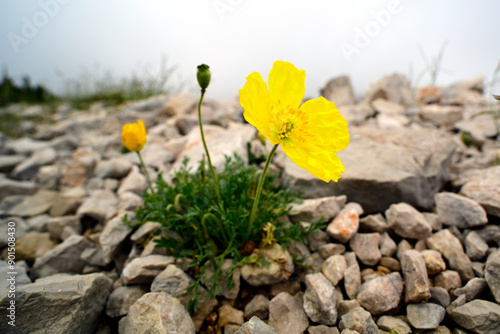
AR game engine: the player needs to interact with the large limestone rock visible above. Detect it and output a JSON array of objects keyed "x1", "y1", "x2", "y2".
[
  {"x1": 282, "y1": 126, "x2": 457, "y2": 213},
  {"x1": 0, "y1": 273, "x2": 112, "y2": 333}
]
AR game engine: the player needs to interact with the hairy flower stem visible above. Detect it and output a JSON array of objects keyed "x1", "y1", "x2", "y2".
[
  {"x1": 198, "y1": 89, "x2": 222, "y2": 204},
  {"x1": 136, "y1": 151, "x2": 155, "y2": 194},
  {"x1": 248, "y1": 143, "x2": 279, "y2": 238}
]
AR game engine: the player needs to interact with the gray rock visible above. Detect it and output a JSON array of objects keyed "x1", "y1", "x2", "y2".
[
  {"x1": 76, "y1": 189, "x2": 118, "y2": 223},
  {"x1": 8, "y1": 189, "x2": 58, "y2": 217},
  {"x1": 430, "y1": 286, "x2": 450, "y2": 307},
  {"x1": 121, "y1": 255, "x2": 175, "y2": 285},
  {"x1": 241, "y1": 244, "x2": 293, "y2": 286},
  {"x1": 359, "y1": 213, "x2": 388, "y2": 233},
  {"x1": 35, "y1": 164, "x2": 60, "y2": 189},
  {"x1": 218, "y1": 304, "x2": 245, "y2": 329},
  {"x1": 372, "y1": 98, "x2": 405, "y2": 116},
  {"x1": 453, "y1": 277, "x2": 488, "y2": 302},
  {"x1": 289, "y1": 195, "x2": 346, "y2": 223},
  {"x1": 130, "y1": 221, "x2": 161, "y2": 244},
  {"x1": 0, "y1": 176, "x2": 37, "y2": 201},
  {"x1": 380, "y1": 256, "x2": 401, "y2": 271},
  {"x1": 99, "y1": 212, "x2": 133, "y2": 265},
  {"x1": 344, "y1": 252, "x2": 361, "y2": 299},
  {"x1": 12, "y1": 146, "x2": 57, "y2": 180},
  {"x1": 106, "y1": 285, "x2": 147, "y2": 317},
  {"x1": 376, "y1": 316, "x2": 411, "y2": 334},
  {"x1": 0, "y1": 216, "x2": 29, "y2": 248},
  {"x1": 14, "y1": 232, "x2": 56, "y2": 262},
  {"x1": 322, "y1": 255, "x2": 347, "y2": 286},
  {"x1": 456, "y1": 113, "x2": 498, "y2": 145},
  {"x1": 435, "y1": 192, "x2": 488, "y2": 228},
  {"x1": 32, "y1": 235, "x2": 93, "y2": 278},
  {"x1": 118, "y1": 191, "x2": 142, "y2": 211},
  {"x1": 0, "y1": 260, "x2": 31, "y2": 293},
  {"x1": 327, "y1": 210, "x2": 359, "y2": 243},
  {"x1": 235, "y1": 316, "x2": 278, "y2": 334},
  {"x1": 150, "y1": 264, "x2": 217, "y2": 332},
  {"x1": 117, "y1": 165, "x2": 148, "y2": 196},
  {"x1": 465, "y1": 231, "x2": 489, "y2": 261},
  {"x1": 448, "y1": 299, "x2": 500, "y2": 334},
  {"x1": 337, "y1": 103, "x2": 376, "y2": 125},
  {"x1": 308, "y1": 325, "x2": 340, "y2": 334},
  {"x1": 318, "y1": 243, "x2": 346, "y2": 259},
  {"x1": 485, "y1": 249, "x2": 500, "y2": 303},
  {"x1": 0, "y1": 273, "x2": 112, "y2": 333},
  {"x1": 5, "y1": 137, "x2": 49, "y2": 155},
  {"x1": 363, "y1": 73, "x2": 413, "y2": 106},
  {"x1": 321, "y1": 75, "x2": 357, "y2": 107},
  {"x1": 303, "y1": 273, "x2": 338, "y2": 325},
  {"x1": 421, "y1": 249, "x2": 446, "y2": 276},
  {"x1": 386, "y1": 203, "x2": 432, "y2": 239},
  {"x1": 94, "y1": 157, "x2": 132, "y2": 178},
  {"x1": 0, "y1": 155, "x2": 25, "y2": 173},
  {"x1": 459, "y1": 166, "x2": 500, "y2": 217},
  {"x1": 47, "y1": 215, "x2": 82, "y2": 241},
  {"x1": 349, "y1": 233, "x2": 381, "y2": 266},
  {"x1": 401, "y1": 250, "x2": 431, "y2": 303},
  {"x1": 268, "y1": 292, "x2": 308, "y2": 334},
  {"x1": 407, "y1": 303, "x2": 446, "y2": 330},
  {"x1": 119, "y1": 291, "x2": 195, "y2": 334},
  {"x1": 338, "y1": 307, "x2": 378, "y2": 334},
  {"x1": 427, "y1": 229, "x2": 474, "y2": 283},
  {"x1": 419, "y1": 104, "x2": 463, "y2": 127},
  {"x1": 434, "y1": 270, "x2": 462, "y2": 292},
  {"x1": 282, "y1": 126, "x2": 456, "y2": 214},
  {"x1": 244, "y1": 294, "x2": 270, "y2": 320},
  {"x1": 356, "y1": 272, "x2": 403, "y2": 315},
  {"x1": 379, "y1": 232, "x2": 397, "y2": 257}
]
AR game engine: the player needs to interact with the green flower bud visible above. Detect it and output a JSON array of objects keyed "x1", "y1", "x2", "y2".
[{"x1": 197, "y1": 64, "x2": 211, "y2": 90}]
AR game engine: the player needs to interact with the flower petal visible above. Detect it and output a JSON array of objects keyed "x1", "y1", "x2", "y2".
[
  {"x1": 239, "y1": 72, "x2": 278, "y2": 144},
  {"x1": 299, "y1": 96, "x2": 349, "y2": 152},
  {"x1": 268, "y1": 61, "x2": 305, "y2": 109},
  {"x1": 281, "y1": 139, "x2": 346, "y2": 182}
]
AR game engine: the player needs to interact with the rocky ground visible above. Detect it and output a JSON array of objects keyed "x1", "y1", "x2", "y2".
[{"x1": 0, "y1": 73, "x2": 500, "y2": 334}]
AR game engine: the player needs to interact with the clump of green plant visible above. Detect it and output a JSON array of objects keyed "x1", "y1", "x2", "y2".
[{"x1": 132, "y1": 154, "x2": 324, "y2": 311}]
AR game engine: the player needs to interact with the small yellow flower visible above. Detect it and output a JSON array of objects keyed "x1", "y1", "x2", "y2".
[
  {"x1": 121, "y1": 120, "x2": 147, "y2": 152},
  {"x1": 239, "y1": 61, "x2": 350, "y2": 182}
]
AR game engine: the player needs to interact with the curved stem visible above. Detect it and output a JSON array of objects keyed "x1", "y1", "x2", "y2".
[
  {"x1": 137, "y1": 151, "x2": 155, "y2": 194},
  {"x1": 198, "y1": 89, "x2": 222, "y2": 205},
  {"x1": 248, "y1": 143, "x2": 279, "y2": 239}
]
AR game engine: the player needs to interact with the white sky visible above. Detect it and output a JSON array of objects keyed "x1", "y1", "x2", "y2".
[{"x1": 1, "y1": 0, "x2": 499, "y2": 101}]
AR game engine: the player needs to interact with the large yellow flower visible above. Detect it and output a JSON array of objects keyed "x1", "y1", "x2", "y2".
[
  {"x1": 121, "y1": 120, "x2": 147, "y2": 152},
  {"x1": 239, "y1": 61, "x2": 349, "y2": 182}
]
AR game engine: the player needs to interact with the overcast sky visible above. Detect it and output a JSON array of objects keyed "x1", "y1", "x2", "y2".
[{"x1": 1, "y1": 0, "x2": 499, "y2": 101}]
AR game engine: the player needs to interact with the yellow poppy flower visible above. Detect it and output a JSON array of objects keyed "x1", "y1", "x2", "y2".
[
  {"x1": 121, "y1": 120, "x2": 147, "y2": 152},
  {"x1": 239, "y1": 61, "x2": 350, "y2": 182}
]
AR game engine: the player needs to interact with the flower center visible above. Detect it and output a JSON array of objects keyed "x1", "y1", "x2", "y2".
[{"x1": 277, "y1": 121, "x2": 294, "y2": 139}]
